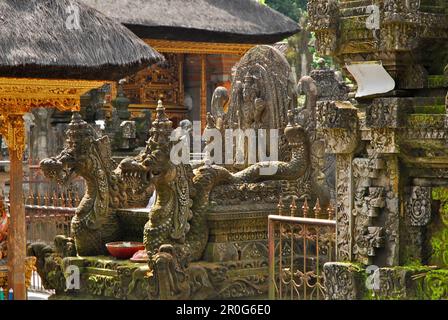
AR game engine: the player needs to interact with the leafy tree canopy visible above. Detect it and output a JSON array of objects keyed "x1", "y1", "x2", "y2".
[{"x1": 264, "y1": 0, "x2": 307, "y2": 22}]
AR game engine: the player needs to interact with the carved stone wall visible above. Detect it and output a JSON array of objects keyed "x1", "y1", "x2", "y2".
[
  {"x1": 308, "y1": 0, "x2": 448, "y2": 88},
  {"x1": 319, "y1": 91, "x2": 448, "y2": 298},
  {"x1": 311, "y1": 0, "x2": 448, "y2": 300}
]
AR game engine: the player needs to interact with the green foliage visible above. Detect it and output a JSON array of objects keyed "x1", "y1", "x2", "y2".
[
  {"x1": 265, "y1": 0, "x2": 307, "y2": 22},
  {"x1": 264, "y1": 1, "x2": 337, "y2": 77},
  {"x1": 282, "y1": 8, "x2": 311, "y2": 78},
  {"x1": 309, "y1": 41, "x2": 333, "y2": 69},
  {"x1": 413, "y1": 105, "x2": 446, "y2": 114}
]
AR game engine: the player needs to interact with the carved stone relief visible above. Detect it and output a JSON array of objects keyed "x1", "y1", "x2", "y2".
[{"x1": 406, "y1": 186, "x2": 432, "y2": 227}]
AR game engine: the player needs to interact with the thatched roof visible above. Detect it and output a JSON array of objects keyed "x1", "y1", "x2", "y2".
[
  {"x1": 0, "y1": 0, "x2": 163, "y2": 80},
  {"x1": 81, "y1": 0, "x2": 300, "y2": 44}
]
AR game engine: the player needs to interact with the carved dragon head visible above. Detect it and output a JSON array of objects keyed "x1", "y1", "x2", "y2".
[
  {"x1": 40, "y1": 113, "x2": 114, "y2": 184},
  {"x1": 120, "y1": 100, "x2": 177, "y2": 189},
  {"x1": 115, "y1": 154, "x2": 155, "y2": 207}
]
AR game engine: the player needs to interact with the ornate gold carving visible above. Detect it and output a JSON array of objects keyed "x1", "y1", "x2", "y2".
[
  {"x1": 0, "y1": 78, "x2": 105, "y2": 157},
  {"x1": 0, "y1": 78, "x2": 105, "y2": 113},
  {"x1": 123, "y1": 53, "x2": 184, "y2": 107},
  {"x1": 0, "y1": 114, "x2": 25, "y2": 159},
  {"x1": 145, "y1": 39, "x2": 254, "y2": 56}
]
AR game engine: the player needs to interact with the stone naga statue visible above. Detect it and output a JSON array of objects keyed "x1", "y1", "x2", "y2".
[
  {"x1": 30, "y1": 97, "x2": 311, "y2": 300},
  {"x1": 210, "y1": 45, "x2": 297, "y2": 167},
  {"x1": 123, "y1": 101, "x2": 310, "y2": 265},
  {"x1": 297, "y1": 76, "x2": 318, "y2": 132},
  {"x1": 40, "y1": 113, "x2": 154, "y2": 256},
  {"x1": 226, "y1": 45, "x2": 296, "y2": 130},
  {"x1": 125, "y1": 101, "x2": 308, "y2": 299}
]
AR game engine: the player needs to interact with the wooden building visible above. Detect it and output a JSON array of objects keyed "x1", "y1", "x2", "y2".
[
  {"x1": 82, "y1": 0, "x2": 299, "y2": 128},
  {"x1": 0, "y1": 0, "x2": 161, "y2": 299}
]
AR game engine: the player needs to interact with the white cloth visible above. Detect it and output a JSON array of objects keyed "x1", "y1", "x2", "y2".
[{"x1": 346, "y1": 61, "x2": 395, "y2": 97}]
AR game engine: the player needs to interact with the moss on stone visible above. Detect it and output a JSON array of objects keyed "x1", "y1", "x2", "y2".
[
  {"x1": 340, "y1": 16, "x2": 367, "y2": 32},
  {"x1": 401, "y1": 243, "x2": 423, "y2": 267},
  {"x1": 431, "y1": 188, "x2": 448, "y2": 267},
  {"x1": 422, "y1": 269, "x2": 448, "y2": 300},
  {"x1": 432, "y1": 187, "x2": 448, "y2": 227},
  {"x1": 408, "y1": 114, "x2": 445, "y2": 124},
  {"x1": 406, "y1": 114, "x2": 446, "y2": 133},
  {"x1": 326, "y1": 263, "x2": 448, "y2": 300},
  {"x1": 413, "y1": 105, "x2": 446, "y2": 114},
  {"x1": 345, "y1": 261, "x2": 365, "y2": 273},
  {"x1": 391, "y1": 265, "x2": 433, "y2": 273},
  {"x1": 430, "y1": 229, "x2": 448, "y2": 267},
  {"x1": 428, "y1": 75, "x2": 448, "y2": 88},
  {"x1": 432, "y1": 187, "x2": 448, "y2": 203},
  {"x1": 358, "y1": 265, "x2": 437, "y2": 300}
]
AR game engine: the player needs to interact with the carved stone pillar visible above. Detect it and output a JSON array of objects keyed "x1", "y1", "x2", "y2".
[
  {"x1": 403, "y1": 186, "x2": 432, "y2": 263},
  {"x1": 335, "y1": 154, "x2": 354, "y2": 261},
  {"x1": 317, "y1": 101, "x2": 359, "y2": 261},
  {"x1": 307, "y1": 0, "x2": 339, "y2": 56},
  {"x1": 362, "y1": 97, "x2": 409, "y2": 267}
]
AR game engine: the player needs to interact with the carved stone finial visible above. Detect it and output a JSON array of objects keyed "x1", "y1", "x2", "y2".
[
  {"x1": 67, "y1": 112, "x2": 94, "y2": 137},
  {"x1": 117, "y1": 79, "x2": 127, "y2": 96},
  {"x1": 71, "y1": 112, "x2": 83, "y2": 122},
  {"x1": 150, "y1": 100, "x2": 173, "y2": 145},
  {"x1": 155, "y1": 99, "x2": 169, "y2": 122},
  {"x1": 156, "y1": 99, "x2": 164, "y2": 111},
  {"x1": 112, "y1": 80, "x2": 131, "y2": 120}
]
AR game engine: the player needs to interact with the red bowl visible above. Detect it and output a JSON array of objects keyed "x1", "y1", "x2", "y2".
[{"x1": 105, "y1": 242, "x2": 145, "y2": 259}]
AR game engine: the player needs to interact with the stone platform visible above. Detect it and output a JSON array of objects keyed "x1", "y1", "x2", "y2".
[
  {"x1": 324, "y1": 262, "x2": 448, "y2": 300},
  {"x1": 47, "y1": 207, "x2": 274, "y2": 300},
  {"x1": 48, "y1": 255, "x2": 268, "y2": 300}
]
